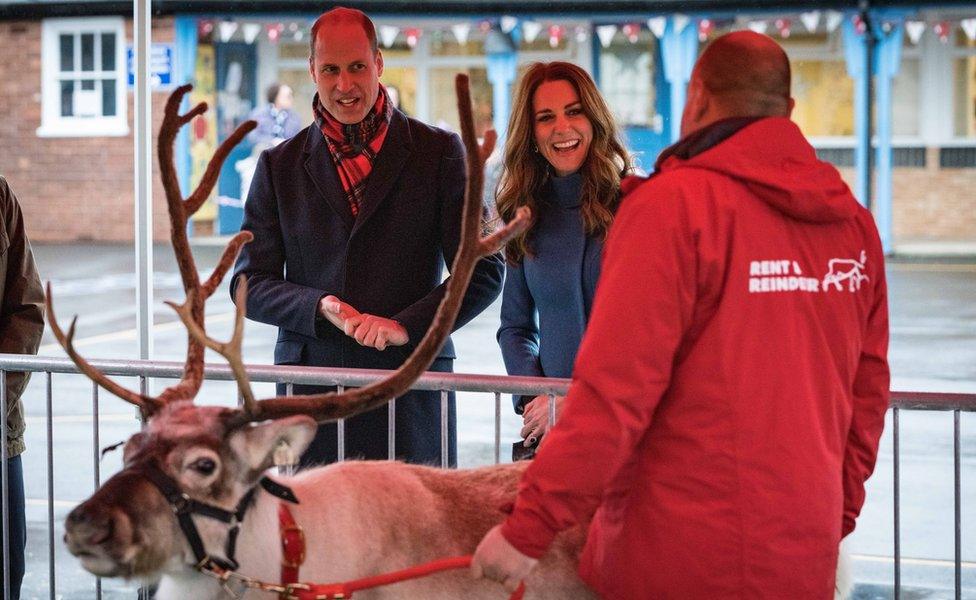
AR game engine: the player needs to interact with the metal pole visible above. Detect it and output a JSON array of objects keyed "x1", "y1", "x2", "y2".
[
  {"x1": 859, "y1": 2, "x2": 875, "y2": 212},
  {"x1": 45, "y1": 373, "x2": 55, "y2": 600},
  {"x1": 893, "y1": 407, "x2": 901, "y2": 599},
  {"x1": 440, "y1": 391, "x2": 449, "y2": 468},
  {"x1": 134, "y1": 0, "x2": 153, "y2": 363},
  {"x1": 494, "y1": 392, "x2": 501, "y2": 465},
  {"x1": 1, "y1": 371, "x2": 9, "y2": 600},
  {"x1": 954, "y1": 410, "x2": 961, "y2": 600}
]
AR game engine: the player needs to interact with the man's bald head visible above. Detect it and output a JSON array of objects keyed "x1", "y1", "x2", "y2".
[
  {"x1": 309, "y1": 7, "x2": 378, "y2": 58},
  {"x1": 681, "y1": 31, "x2": 794, "y2": 137}
]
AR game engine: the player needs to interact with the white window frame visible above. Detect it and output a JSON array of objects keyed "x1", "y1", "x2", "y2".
[{"x1": 38, "y1": 17, "x2": 128, "y2": 137}]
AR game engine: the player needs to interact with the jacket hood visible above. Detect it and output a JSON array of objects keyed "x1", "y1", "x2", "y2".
[{"x1": 654, "y1": 117, "x2": 859, "y2": 224}]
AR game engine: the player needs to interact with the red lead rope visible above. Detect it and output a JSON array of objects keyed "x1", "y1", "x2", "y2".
[{"x1": 279, "y1": 503, "x2": 526, "y2": 600}]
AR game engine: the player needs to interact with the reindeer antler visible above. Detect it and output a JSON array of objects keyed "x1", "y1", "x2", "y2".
[
  {"x1": 222, "y1": 74, "x2": 530, "y2": 429},
  {"x1": 45, "y1": 84, "x2": 257, "y2": 413}
]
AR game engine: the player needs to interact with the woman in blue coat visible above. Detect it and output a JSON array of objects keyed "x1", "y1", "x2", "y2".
[{"x1": 496, "y1": 62, "x2": 633, "y2": 447}]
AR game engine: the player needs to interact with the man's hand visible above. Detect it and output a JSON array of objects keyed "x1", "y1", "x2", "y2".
[
  {"x1": 519, "y1": 395, "x2": 564, "y2": 445},
  {"x1": 344, "y1": 313, "x2": 408, "y2": 351},
  {"x1": 319, "y1": 295, "x2": 361, "y2": 330},
  {"x1": 470, "y1": 525, "x2": 538, "y2": 592},
  {"x1": 318, "y1": 296, "x2": 408, "y2": 350}
]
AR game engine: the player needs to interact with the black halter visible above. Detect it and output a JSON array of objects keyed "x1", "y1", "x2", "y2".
[{"x1": 144, "y1": 463, "x2": 299, "y2": 572}]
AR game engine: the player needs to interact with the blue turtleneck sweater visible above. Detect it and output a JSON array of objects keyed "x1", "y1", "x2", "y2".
[{"x1": 497, "y1": 172, "x2": 604, "y2": 412}]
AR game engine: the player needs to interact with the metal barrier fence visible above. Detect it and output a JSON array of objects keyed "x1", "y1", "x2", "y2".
[{"x1": 0, "y1": 354, "x2": 972, "y2": 599}]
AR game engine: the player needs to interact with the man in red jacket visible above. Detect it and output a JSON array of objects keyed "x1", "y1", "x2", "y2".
[{"x1": 472, "y1": 31, "x2": 890, "y2": 598}]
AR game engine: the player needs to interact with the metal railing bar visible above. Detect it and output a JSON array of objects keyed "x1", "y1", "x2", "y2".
[
  {"x1": 954, "y1": 409, "x2": 961, "y2": 600},
  {"x1": 1, "y1": 356, "x2": 973, "y2": 411},
  {"x1": 894, "y1": 407, "x2": 901, "y2": 600},
  {"x1": 441, "y1": 390, "x2": 449, "y2": 468},
  {"x1": 388, "y1": 398, "x2": 396, "y2": 461},
  {"x1": 1, "y1": 370, "x2": 9, "y2": 600},
  {"x1": 337, "y1": 385, "x2": 345, "y2": 463},
  {"x1": 46, "y1": 372, "x2": 55, "y2": 600},
  {"x1": 92, "y1": 381, "x2": 101, "y2": 600},
  {"x1": 494, "y1": 392, "x2": 501, "y2": 465}
]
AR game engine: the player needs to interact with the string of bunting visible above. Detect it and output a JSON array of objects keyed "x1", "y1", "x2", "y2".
[{"x1": 195, "y1": 13, "x2": 976, "y2": 47}]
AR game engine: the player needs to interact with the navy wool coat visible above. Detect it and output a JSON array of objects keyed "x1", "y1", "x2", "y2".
[{"x1": 232, "y1": 109, "x2": 504, "y2": 467}]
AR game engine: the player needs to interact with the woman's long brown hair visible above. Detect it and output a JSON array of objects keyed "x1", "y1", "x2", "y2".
[{"x1": 495, "y1": 61, "x2": 633, "y2": 263}]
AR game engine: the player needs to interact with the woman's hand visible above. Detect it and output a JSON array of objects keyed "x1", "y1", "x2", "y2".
[{"x1": 519, "y1": 395, "x2": 564, "y2": 446}]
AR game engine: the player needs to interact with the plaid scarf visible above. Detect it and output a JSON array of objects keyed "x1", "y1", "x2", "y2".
[{"x1": 313, "y1": 85, "x2": 393, "y2": 218}]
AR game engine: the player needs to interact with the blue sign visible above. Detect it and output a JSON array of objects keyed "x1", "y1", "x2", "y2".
[{"x1": 127, "y1": 44, "x2": 174, "y2": 89}]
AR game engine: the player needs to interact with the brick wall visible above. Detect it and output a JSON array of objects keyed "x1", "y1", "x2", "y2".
[
  {"x1": 0, "y1": 17, "x2": 179, "y2": 242},
  {"x1": 837, "y1": 150, "x2": 976, "y2": 244}
]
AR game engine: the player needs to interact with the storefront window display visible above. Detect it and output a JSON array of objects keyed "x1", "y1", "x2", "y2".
[{"x1": 954, "y1": 30, "x2": 976, "y2": 137}]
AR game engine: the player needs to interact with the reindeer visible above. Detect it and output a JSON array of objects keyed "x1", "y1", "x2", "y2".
[
  {"x1": 822, "y1": 250, "x2": 869, "y2": 292},
  {"x1": 51, "y1": 76, "x2": 593, "y2": 599}
]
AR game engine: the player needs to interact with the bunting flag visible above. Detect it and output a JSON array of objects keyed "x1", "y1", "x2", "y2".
[
  {"x1": 404, "y1": 27, "x2": 422, "y2": 48},
  {"x1": 905, "y1": 20, "x2": 926, "y2": 44},
  {"x1": 775, "y1": 18, "x2": 792, "y2": 38},
  {"x1": 451, "y1": 22, "x2": 471, "y2": 45},
  {"x1": 933, "y1": 21, "x2": 951, "y2": 43},
  {"x1": 961, "y1": 18, "x2": 976, "y2": 41},
  {"x1": 622, "y1": 23, "x2": 641, "y2": 43},
  {"x1": 198, "y1": 20, "x2": 215, "y2": 38},
  {"x1": 548, "y1": 24, "x2": 564, "y2": 48},
  {"x1": 523, "y1": 20, "x2": 543, "y2": 44},
  {"x1": 852, "y1": 15, "x2": 867, "y2": 35},
  {"x1": 698, "y1": 19, "x2": 714, "y2": 42},
  {"x1": 242, "y1": 22, "x2": 261, "y2": 44},
  {"x1": 478, "y1": 20, "x2": 493, "y2": 34},
  {"x1": 218, "y1": 21, "x2": 238, "y2": 43},
  {"x1": 378, "y1": 25, "x2": 399, "y2": 48},
  {"x1": 574, "y1": 25, "x2": 589, "y2": 44},
  {"x1": 825, "y1": 11, "x2": 844, "y2": 33},
  {"x1": 596, "y1": 24, "x2": 618, "y2": 48},
  {"x1": 748, "y1": 20, "x2": 768, "y2": 35},
  {"x1": 800, "y1": 11, "x2": 821, "y2": 33},
  {"x1": 647, "y1": 16, "x2": 667, "y2": 39},
  {"x1": 267, "y1": 23, "x2": 284, "y2": 44},
  {"x1": 500, "y1": 16, "x2": 519, "y2": 34},
  {"x1": 673, "y1": 14, "x2": 691, "y2": 34}
]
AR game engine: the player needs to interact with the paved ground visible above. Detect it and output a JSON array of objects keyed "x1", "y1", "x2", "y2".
[{"x1": 6, "y1": 242, "x2": 976, "y2": 599}]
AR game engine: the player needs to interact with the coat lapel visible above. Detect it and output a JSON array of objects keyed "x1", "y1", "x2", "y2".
[
  {"x1": 303, "y1": 126, "x2": 355, "y2": 232},
  {"x1": 351, "y1": 110, "x2": 412, "y2": 238}
]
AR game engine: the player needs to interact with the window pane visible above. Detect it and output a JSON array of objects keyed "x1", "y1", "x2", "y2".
[
  {"x1": 791, "y1": 60, "x2": 854, "y2": 136},
  {"x1": 892, "y1": 58, "x2": 919, "y2": 137},
  {"x1": 81, "y1": 79, "x2": 95, "y2": 91},
  {"x1": 102, "y1": 79, "x2": 116, "y2": 116},
  {"x1": 600, "y1": 32, "x2": 656, "y2": 126},
  {"x1": 101, "y1": 33, "x2": 116, "y2": 71},
  {"x1": 59, "y1": 34, "x2": 74, "y2": 71},
  {"x1": 955, "y1": 56, "x2": 976, "y2": 138},
  {"x1": 81, "y1": 33, "x2": 94, "y2": 71},
  {"x1": 60, "y1": 80, "x2": 74, "y2": 116},
  {"x1": 430, "y1": 67, "x2": 491, "y2": 137}
]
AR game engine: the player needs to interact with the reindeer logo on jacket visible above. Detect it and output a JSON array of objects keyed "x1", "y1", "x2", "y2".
[{"x1": 822, "y1": 250, "x2": 869, "y2": 292}]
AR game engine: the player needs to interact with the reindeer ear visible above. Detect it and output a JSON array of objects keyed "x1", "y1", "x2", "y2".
[{"x1": 227, "y1": 416, "x2": 317, "y2": 473}]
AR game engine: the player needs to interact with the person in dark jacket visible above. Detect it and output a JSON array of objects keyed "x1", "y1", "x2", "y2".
[
  {"x1": 232, "y1": 7, "x2": 503, "y2": 467},
  {"x1": 0, "y1": 176, "x2": 44, "y2": 600},
  {"x1": 473, "y1": 32, "x2": 889, "y2": 599},
  {"x1": 246, "y1": 82, "x2": 302, "y2": 149},
  {"x1": 495, "y1": 62, "x2": 632, "y2": 447}
]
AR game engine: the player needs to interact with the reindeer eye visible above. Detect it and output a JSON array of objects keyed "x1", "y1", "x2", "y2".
[{"x1": 191, "y1": 458, "x2": 217, "y2": 475}]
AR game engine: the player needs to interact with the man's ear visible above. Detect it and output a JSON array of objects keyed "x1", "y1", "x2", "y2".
[
  {"x1": 308, "y1": 57, "x2": 316, "y2": 82},
  {"x1": 228, "y1": 416, "x2": 317, "y2": 474},
  {"x1": 786, "y1": 96, "x2": 796, "y2": 118},
  {"x1": 376, "y1": 50, "x2": 384, "y2": 78}
]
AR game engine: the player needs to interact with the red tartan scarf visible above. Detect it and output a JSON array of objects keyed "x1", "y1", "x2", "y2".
[{"x1": 313, "y1": 85, "x2": 393, "y2": 217}]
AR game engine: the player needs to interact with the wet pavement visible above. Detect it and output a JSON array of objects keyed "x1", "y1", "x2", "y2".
[{"x1": 8, "y1": 242, "x2": 976, "y2": 599}]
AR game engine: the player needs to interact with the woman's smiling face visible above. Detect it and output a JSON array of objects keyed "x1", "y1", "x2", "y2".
[{"x1": 532, "y1": 79, "x2": 593, "y2": 177}]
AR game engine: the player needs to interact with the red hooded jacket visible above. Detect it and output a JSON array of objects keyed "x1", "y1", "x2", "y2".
[{"x1": 501, "y1": 117, "x2": 890, "y2": 599}]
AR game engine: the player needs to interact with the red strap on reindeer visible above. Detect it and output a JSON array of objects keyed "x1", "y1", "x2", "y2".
[{"x1": 278, "y1": 503, "x2": 525, "y2": 600}]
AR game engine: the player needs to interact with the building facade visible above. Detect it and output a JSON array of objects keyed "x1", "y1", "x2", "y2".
[{"x1": 0, "y1": 1, "x2": 973, "y2": 250}]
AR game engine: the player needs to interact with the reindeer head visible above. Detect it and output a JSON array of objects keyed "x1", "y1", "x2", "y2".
[{"x1": 53, "y1": 77, "x2": 529, "y2": 582}]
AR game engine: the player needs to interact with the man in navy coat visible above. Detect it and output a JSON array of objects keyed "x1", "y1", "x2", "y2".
[{"x1": 232, "y1": 7, "x2": 504, "y2": 467}]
